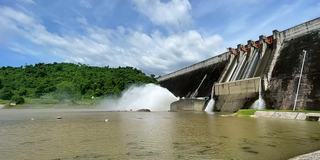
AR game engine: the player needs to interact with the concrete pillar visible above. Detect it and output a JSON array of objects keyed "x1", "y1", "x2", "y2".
[
  {"x1": 232, "y1": 44, "x2": 248, "y2": 80},
  {"x1": 272, "y1": 30, "x2": 282, "y2": 41},
  {"x1": 252, "y1": 35, "x2": 268, "y2": 77},
  {"x1": 238, "y1": 41, "x2": 252, "y2": 79},
  {"x1": 218, "y1": 48, "x2": 236, "y2": 83},
  {"x1": 242, "y1": 40, "x2": 256, "y2": 79},
  {"x1": 226, "y1": 50, "x2": 239, "y2": 82},
  {"x1": 259, "y1": 35, "x2": 267, "y2": 58},
  {"x1": 265, "y1": 30, "x2": 284, "y2": 89}
]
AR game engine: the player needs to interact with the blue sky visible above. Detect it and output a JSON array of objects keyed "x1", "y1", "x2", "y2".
[{"x1": 0, "y1": 0, "x2": 319, "y2": 75}]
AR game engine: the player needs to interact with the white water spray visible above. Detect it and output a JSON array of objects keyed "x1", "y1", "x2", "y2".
[
  {"x1": 251, "y1": 79, "x2": 265, "y2": 110},
  {"x1": 204, "y1": 98, "x2": 215, "y2": 113},
  {"x1": 100, "y1": 83, "x2": 178, "y2": 111},
  {"x1": 204, "y1": 86, "x2": 215, "y2": 114}
]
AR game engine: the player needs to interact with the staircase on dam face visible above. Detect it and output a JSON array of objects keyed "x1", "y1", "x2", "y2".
[{"x1": 214, "y1": 34, "x2": 277, "y2": 112}]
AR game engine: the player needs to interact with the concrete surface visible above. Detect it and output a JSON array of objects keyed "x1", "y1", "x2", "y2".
[
  {"x1": 255, "y1": 111, "x2": 275, "y2": 118},
  {"x1": 289, "y1": 150, "x2": 320, "y2": 160},
  {"x1": 170, "y1": 98, "x2": 206, "y2": 112},
  {"x1": 254, "y1": 111, "x2": 320, "y2": 121},
  {"x1": 214, "y1": 77, "x2": 260, "y2": 95}
]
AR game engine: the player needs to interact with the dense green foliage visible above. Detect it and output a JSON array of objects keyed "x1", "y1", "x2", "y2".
[
  {"x1": 0, "y1": 87, "x2": 13, "y2": 100},
  {"x1": 0, "y1": 63, "x2": 156, "y2": 102},
  {"x1": 11, "y1": 95, "x2": 25, "y2": 104}
]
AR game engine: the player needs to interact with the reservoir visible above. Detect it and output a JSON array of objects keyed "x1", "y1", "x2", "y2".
[{"x1": 0, "y1": 109, "x2": 319, "y2": 160}]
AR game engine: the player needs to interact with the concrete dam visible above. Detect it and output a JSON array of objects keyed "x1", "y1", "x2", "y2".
[{"x1": 158, "y1": 17, "x2": 320, "y2": 112}]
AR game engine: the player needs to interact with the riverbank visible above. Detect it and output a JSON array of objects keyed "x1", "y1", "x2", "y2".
[
  {"x1": 254, "y1": 111, "x2": 320, "y2": 121},
  {"x1": 289, "y1": 150, "x2": 320, "y2": 160},
  {"x1": 235, "y1": 109, "x2": 320, "y2": 121}
]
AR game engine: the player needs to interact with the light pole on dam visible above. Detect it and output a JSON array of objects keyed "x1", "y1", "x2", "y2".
[{"x1": 293, "y1": 50, "x2": 307, "y2": 111}]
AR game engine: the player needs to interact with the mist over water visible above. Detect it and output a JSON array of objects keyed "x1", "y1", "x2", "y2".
[{"x1": 100, "y1": 83, "x2": 178, "y2": 111}]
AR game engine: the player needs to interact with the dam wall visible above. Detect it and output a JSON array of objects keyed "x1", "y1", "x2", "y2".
[
  {"x1": 214, "y1": 77, "x2": 261, "y2": 112},
  {"x1": 268, "y1": 29, "x2": 320, "y2": 110},
  {"x1": 170, "y1": 98, "x2": 206, "y2": 112},
  {"x1": 213, "y1": 31, "x2": 279, "y2": 111},
  {"x1": 158, "y1": 17, "x2": 320, "y2": 112}
]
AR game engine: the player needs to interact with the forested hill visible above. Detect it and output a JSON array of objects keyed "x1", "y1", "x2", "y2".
[{"x1": 0, "y1": 63, "x2": 156, "y2": 103}]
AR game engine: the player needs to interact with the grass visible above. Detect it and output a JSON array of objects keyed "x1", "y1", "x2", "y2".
[
  {"x1": 72, "y1": 97, "x2": 103, "y2": 105},
  {"x1": 236, "y1": 109, "x2": 257, "y2": 117},
  {"x1": 0, "y1": 96, "x2": 104, "y2": 109},
  {"x1": 236, "y1": 108, "x2": 320, "y2": 118},
  {"x1": 24, "y1": 97, "x2": 60, "y2": 104},
  {"x1": 0, "y1": 99, "x2": 9, "y2": 105}
]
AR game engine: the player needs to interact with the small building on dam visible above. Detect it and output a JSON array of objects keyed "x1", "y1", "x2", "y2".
[{"x1": 157, "y1": 17, "x2": 320, "y2": 112}]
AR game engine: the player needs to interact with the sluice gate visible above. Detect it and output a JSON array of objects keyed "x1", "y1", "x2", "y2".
[{"x1": 214, "y1": 33, "x2": 277, "y2": 112}]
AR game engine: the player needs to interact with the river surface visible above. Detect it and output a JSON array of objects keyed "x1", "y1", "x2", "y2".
[{"x1": 0, "y1": 109, "x2": 319, "y2": 160}]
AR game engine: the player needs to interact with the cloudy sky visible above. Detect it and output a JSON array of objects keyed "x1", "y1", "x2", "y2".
[{"x1": 0, "y1": 0, "x2": 319, "y2": 75}]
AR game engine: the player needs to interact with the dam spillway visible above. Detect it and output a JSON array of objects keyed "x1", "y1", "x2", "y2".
[{"x1": 158, "y1": 17, "x2": 320, "y2": 112}]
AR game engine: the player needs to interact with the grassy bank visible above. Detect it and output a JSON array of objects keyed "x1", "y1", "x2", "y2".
[
  {"x1": 236, "y1": 109, "x2": 257, "y2": 117},
  {"x1": 0, "y1": 97, "x2": 104, "y2": 109},
  {"x1": 0, "y1": 99, "x2": 9, "y2": 105},
  {"x1": 236, "y1": 109, "x2": 320, "y2": 117}
]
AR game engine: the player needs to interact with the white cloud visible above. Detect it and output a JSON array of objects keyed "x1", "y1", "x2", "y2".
[
  {"x1": 0, "y1": 7, "x2": 223, "y2": 74},
  {"x1": 132, "y1": 0, "x2": 192, "y2": 30}
]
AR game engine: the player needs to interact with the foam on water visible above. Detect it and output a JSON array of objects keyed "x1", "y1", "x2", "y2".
[{"x1": 100, "y1": 83, "x2": 178, "y2": 111}]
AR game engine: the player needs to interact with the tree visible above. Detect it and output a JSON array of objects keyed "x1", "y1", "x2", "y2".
[
  {"x1": 55, "y1": 81, "x2": 78, "y2": 100},
  {"x1": 11, "y1": 95, "x2": 25, "y2": 104},
  {"x1": 17, "y1": 88, "x2": 27, "y2": 96},
  {"x1": 0, "y1": 79, "x2": 3, "y2": 89},
  {"x1": 94, "y1": 88, "x2": 103, "y2": 97},
  {"x1": 0, "y1": 63, "x2": 157, "y2": 100},
  {"x1": 0, "y1": 88, "x2": 14, "y2": 100}
]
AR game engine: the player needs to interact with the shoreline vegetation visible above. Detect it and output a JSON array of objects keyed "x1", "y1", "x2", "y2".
[
  {"x1": 0, "y1": 63, "x2": 157, "y2": 108},
  {"x1": 236, "y1": 109, "x2": 320, "y2": 117},
  {"x1": 0, "y1": 98, "x2": 102, "y2": 109}
]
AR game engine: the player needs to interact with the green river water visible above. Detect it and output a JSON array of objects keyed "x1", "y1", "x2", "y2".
[{"x1": 0, "y1": 109, "x2": 319, "y2": 160}]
